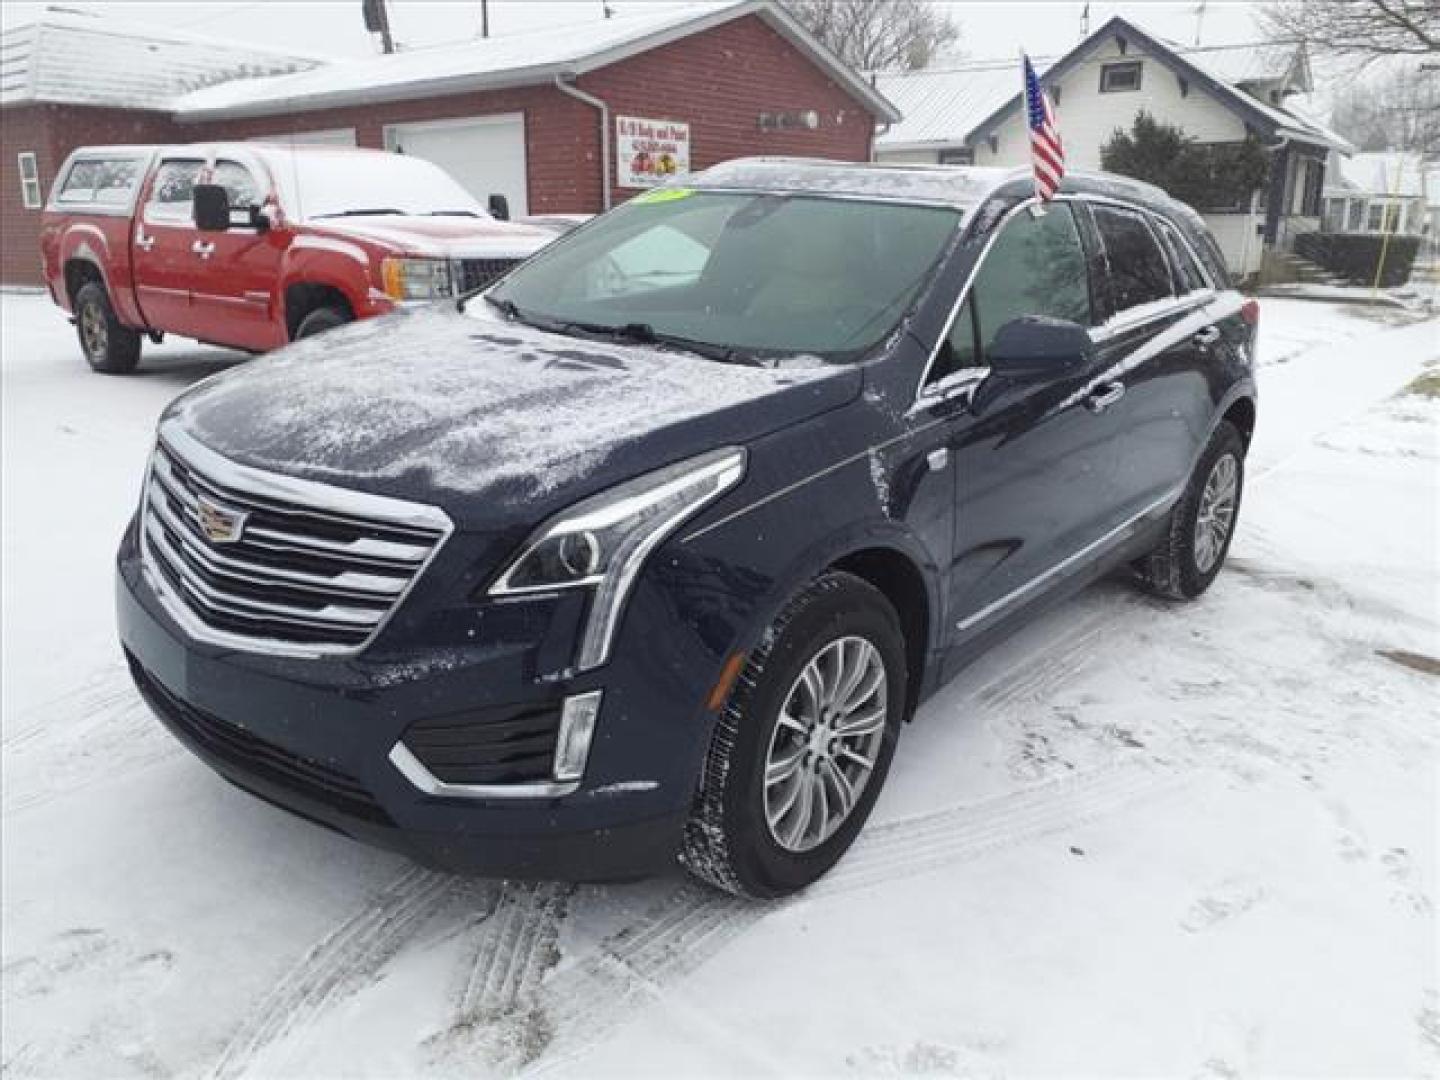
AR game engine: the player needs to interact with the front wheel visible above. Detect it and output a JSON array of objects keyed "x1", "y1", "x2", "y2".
[
  {"x1": 680, "y1": 572, "x2": 908, "y2": 897},
  {"x1": 1134, "y1": 420, "x2": 1246, "y2": 600},
  {"x1": 74, "y1": 281, "x2": 141, "y2": 374},
  {"x1": 294, "y1": 305, "x2": 352, "y2": 340}
]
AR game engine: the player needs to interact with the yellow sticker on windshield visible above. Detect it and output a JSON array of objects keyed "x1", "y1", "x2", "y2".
[{"x1": 633, "y1": 187, "x2": 695, "y2": 205}]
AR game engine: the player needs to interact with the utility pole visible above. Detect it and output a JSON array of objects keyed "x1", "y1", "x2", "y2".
[
  {"x1": 1193, "y1": 0, "x2": 1207, "y2": 46},
  {"x1": 1079, "y1": 2, "x2": 1090, "y2": 40},
  {"x1": 362, "y1": 0, "x2": 395, "y2": 54},
  {"x1": 480, "y1": 0, "x2": 489, "y2": 39}
]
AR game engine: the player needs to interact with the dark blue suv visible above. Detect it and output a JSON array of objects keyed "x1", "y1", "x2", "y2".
[{"x1": 117, "y1": 159, "x2": 1258, "y2": 897}]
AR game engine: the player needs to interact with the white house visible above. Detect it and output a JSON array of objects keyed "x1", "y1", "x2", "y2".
[
  {"x1": 1322, "y1": 151, "x2": 1437, "y2": 237},
  {"x1": 875, "y1": 16, "x2": 1352, "y2": 279}
]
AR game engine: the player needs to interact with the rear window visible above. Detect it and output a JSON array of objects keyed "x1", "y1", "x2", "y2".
[
  {"x1": 1091, "y1": 205, "x2": 1174, "y2": 317},
  {"x1": 56, "y1": 157, "x2": 143, "y2": 207}
]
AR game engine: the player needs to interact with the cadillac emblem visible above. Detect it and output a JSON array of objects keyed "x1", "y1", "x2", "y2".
[{"x1": 197, "y1": 497, "x2": 247, "y2": 544}]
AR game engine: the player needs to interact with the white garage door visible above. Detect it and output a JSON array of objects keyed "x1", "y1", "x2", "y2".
[
  {"x1": 248, "y1": 128, "x2": 357, "y2": 146},
  {"x1": 384, "y1": 114, "x2": 528, "y2": 217}
]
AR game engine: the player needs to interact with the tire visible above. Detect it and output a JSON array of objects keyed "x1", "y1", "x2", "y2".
[
  {"x1": 74, "y1": 281, "x2": 141, "y2": 374},
  {"x1": 1134, "y1": 420, "x2": 1245, "y2": 600},
  {"x1": 680, "y1": 571, "x2": 909, "y2": 898},
  {"x1": 294, "y1": 306, "x2": 351, "y2": 340}
]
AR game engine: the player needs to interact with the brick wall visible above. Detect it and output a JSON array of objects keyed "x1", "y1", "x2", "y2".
[
  {"x1": 2, "y1": 13, "x2": 880, "y2": 284},
  {"x1": 2, "y1": 103, "x2": 180, "y2": 285}
]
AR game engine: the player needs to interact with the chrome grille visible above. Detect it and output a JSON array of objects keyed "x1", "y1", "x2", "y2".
[
  {"x1": 140, "y1": 426, "x2": 451, "y2": 656},
  {"x1": 456, "y1": 257, "x2": 520, "y2": 293}
]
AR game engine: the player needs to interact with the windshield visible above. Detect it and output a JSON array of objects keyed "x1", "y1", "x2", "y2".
[
  {"x1": 477, "y1": 190, "x2": 963, "y2": 362},
  {"x1": 274, "y1": 149, "x2": 488, "y2": 221}
]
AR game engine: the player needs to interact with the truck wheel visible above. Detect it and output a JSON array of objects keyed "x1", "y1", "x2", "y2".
[
  {"x1": 74, "y1": 282, "x2": 141, "y2": 374},
  {"x1": 680, "y1": 571, "x2": 907, "y2": 898},
  {"x1": 1134, "y1": 421, "x2": 1245, "y2": 600},
  {"x1": 294, "y1": 306, "x2": 351, "y2": 340}
]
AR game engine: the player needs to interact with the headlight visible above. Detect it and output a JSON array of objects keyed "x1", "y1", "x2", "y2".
[
  {"x1": 489, "y1": 447, "x2": 746, "y2": 671},
  {"x1": 381, "y1": 256, "x2": 456, "y2": 301}
]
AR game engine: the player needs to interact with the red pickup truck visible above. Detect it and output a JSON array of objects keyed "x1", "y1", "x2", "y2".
[{"x1": 40, "y1": 143, "x2": 558, "y2": 373}]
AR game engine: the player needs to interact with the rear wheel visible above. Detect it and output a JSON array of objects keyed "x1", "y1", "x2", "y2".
[
  {"x1": 680, "y1": 572, "x2": 907, "y2": 897},
  {"x1": 294, "y1": 305, "x2": 351, "y2": 340},
  {"x1": 74, "y1": 281, "x2": 141, "y2": 374},
  {"x1": 1134, "y1": 420, "x2": 1245, "y2": 600}
]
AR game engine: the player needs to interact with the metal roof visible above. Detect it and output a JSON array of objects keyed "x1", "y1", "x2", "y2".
[
  {"x1": 169, "y1": 1, "x2": 899, "y2": 123},
  {"x1": 0, "y1": 8, "x2": 322, "y2": 110},
  {"x1": 871, "y1": 64, "x2": 1020, "y2": 151}
]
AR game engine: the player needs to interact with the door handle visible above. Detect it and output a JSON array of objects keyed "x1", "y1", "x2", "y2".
[
  {"x1": 1193, "y1": 325, "x2": 1221, "y2": 348},
  {"x1": 191, "y1": 240, "x2": 216, "y2": 259},
  {"x1": 135, "y1": 231, "x2": 154, "y2": 252},
  {"x1": 1084, "y1": 380, "x2": 1125, "y2": 414}
]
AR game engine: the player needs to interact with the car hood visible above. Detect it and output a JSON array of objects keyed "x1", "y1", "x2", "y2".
[
  {"x1": 163, "y1": 304, "x2": 859, "y2": 528},
  {"x1": 308, "y1": 214, "x2": 554, "y2": 259}
]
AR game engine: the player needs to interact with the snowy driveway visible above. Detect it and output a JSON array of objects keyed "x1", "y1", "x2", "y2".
[{"x1": 2, "y1": 293, "x2": 1436, "y2": 1077}]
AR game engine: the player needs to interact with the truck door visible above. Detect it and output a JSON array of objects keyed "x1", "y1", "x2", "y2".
[
  {"x1": 132, "y1": 158, "x2": 206, "y2": 339},
  {"x1": 189, "y1": 158, "x2": 287, "y2": 352}
]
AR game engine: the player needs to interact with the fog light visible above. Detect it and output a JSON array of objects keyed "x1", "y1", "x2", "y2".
[{"x1": 554, "y1": 691, "x2": 602, "y2": 781}]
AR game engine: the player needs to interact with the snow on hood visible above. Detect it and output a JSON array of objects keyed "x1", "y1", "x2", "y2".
[
  {"x1": 312, "y1": 215, "x2": 554, "y2": 259},
  {"x1": 165, "y1": 304, "x2": 854, "y2": 518}
]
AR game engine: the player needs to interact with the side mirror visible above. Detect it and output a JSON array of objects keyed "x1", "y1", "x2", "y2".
[
  {"x1": 193, "y1": 184, "x2": 231, "y2": 232},
  {"x1": 247, "y1": 204, "x2": 271, "y2": 234},
  {"x1": 488, "y1": 193, "x2": 510, "y2": 221},
  {"x1": 986, "y1": 316, "x2": 1094, "y2": 380}
]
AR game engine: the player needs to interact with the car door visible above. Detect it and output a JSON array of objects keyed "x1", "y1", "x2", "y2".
[
  {"x1": 1082, "y1": 202, "x2": 1215, "y2": 520},
  {"x1": 188, "y1": 157, "x2": 286, "y2": 352},
  {"x1": 131, "y1": 157, "x2": 206, "y2": 338},
  {"x1": 937, "y1": 201, "x2": 1128, "y2": 633}
]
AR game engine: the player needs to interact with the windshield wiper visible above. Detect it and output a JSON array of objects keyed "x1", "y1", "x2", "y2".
[
  {"x1": 482, "y1": 298, "x2": 759, "y2": 366},
  {"x1": 428, "y1": 210, "x2": 482, "y2": 218},
  {"x1": 313, "y1": 208, "x2": 406, "y2": 218},
  {"x1": 558, "y1": 320, "x2": 757, "y2": 365}
]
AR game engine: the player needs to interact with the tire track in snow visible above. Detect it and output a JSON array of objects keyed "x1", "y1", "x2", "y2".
[
  {"x1": 209, "y1": 866, "x2": 466, "y2": 1080},
  {"x1": 3, "y1": 664, "x2": 177, "y2": 815},
  {"x1": 519, "y1": 760, "x2": 1176, "y2": 1076},
  {"x1": 428, "y1": 881, "x2": 575, "y2": 1071}
]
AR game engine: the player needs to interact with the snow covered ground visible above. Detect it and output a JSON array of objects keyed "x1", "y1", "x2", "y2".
[{"x1": 2, "y1": 293, "x2": 1436, "y2": 1078}]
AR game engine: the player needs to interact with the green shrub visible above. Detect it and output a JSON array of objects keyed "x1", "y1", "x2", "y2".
[
  {"x1": 1101, "y1": 112, "x2": 1269, "y2": 212},
  {"x1": 1293, "y1": 231, "x2": 1421, "y2": 287}
]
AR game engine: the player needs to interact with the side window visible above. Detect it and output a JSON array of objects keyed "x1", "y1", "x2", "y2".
[
  {"x1": 970, "y1": 202, "x2": 1092, "y2": 360},
  {"x1": 929, "y1": 298, "x2": 979, "y2": 385},
  {"x1": 1090, "y1": 205, "x2": 1174, "y2": 316},
  {"x1": 144, "y1": 160, "x2": 204, "y2": 223},
  {"x1": 1153, "y1": 217, "x2": 1209, "y2": 294},
  {"x1": 58, "y1": 158, "x2": 142, "y2": 206},
  {"x1": 211, "y1": 160, "x2": 262, "y2": 227}
]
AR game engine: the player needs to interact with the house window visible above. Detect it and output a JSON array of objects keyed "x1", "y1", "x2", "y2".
[
  {"x1": 939, "y1": 148, "x2": 974, "y2": 165},
  {"x1": 17, "y1": 152, "x2": 41, "y2": 209},
  {"x1": 1100, "y1": 61, "x2": 1142, "y2": 93}
]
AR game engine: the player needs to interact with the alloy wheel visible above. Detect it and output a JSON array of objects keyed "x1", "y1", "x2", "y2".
[
  {"x1": 763, "y1": 635, "x2": 888, "y2": 853},
  {"x1": 1194, "y1": 452, "x2": 1238, "y2": 573},
  {"x1": 80, "y1": 302, "x2": 107, "y2": 359}
]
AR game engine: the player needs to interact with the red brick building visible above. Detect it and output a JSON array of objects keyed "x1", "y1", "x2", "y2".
[{"x1": 1, "y1": 1, "x2": 898, "y2": 285}]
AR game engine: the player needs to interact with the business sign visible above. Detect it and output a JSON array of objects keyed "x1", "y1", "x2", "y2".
[{"x1": 616, "y1": 116, "x2": 690, "y2": 188}]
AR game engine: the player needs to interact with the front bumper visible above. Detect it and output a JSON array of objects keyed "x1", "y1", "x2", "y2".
[{"x1": 116, "y1": 521, "x2": 714, "y2": 881}]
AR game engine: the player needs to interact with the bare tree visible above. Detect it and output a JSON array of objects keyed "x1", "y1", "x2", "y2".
[
  {"x1": 1330, "y1": 65, "x2": 1440, "y2": 154},
  {"x1": 1261, "y1": 1, "x2": 1439, "y2": 63},
  {"x1": 785, "y1": 0, "x2": 960, "y2": 71}
]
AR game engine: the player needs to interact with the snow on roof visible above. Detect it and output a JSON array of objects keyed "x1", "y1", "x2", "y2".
[
  {"x1": 872, "y1": 63, "x2": 1020, "y2": 151},
  {"x1": 1173, "y1": 41, "x2": 1304, "y2": 90},
  {"x1": 171, "y1": 0, "x2": 898, "y2": 123},
  {"x1": 1327, "y1": 152, "x2": 1430, "y2": 199},
  {"x1": 875, "y1": 18, "x2": 1343, "y2": 154},
  {"x1": 0, "y1": 7, "x2": 324, "y2": 110}
]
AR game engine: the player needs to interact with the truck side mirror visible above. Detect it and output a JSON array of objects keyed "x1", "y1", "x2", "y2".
[
  {"x1": 193, "y1": 184, "x2": 231, "y2": 232},
  {"x1": 488, "y1": 193, "x2": 510, "y2": 221}
]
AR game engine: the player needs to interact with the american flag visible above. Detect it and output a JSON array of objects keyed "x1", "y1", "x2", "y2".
[{"x1": 1024, "y1": 54, "x2": 1065, "y2": 201}]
